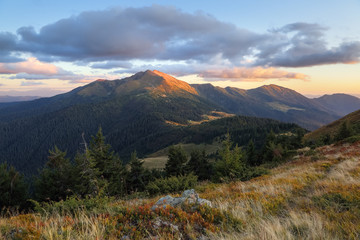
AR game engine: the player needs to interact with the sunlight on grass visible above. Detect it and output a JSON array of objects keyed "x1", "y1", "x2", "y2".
[{"x1": 1, "y1": 141, "x2": 359, "y2": 239}]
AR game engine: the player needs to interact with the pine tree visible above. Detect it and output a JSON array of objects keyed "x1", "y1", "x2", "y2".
[
  {"x1": 165, "y1": 146, "x2": 187, "y2": 176},
  {"x1": 75, "y1": 150, "x2": 107, "y2": 198},
  {"x1": 336, "y1": 121, "x2": 352, "y2": 141},
  {"x1": 127, "y1": 151, "x2": 146, "y2": 193},
  {"x1": 246, "y1": 139, "x2": 256, "y2": 166},
  {"x1": 106, "y1": 156, "x2": 127, "y2": 196},
  {"x1": 0, "y1": 162, "x2": 28, "y2": 208},
  {"x1": 261, "y1": 130, "x2": 277, "y2": 163},
  {"x1": 214, "y1": 134, "x2": 246, "y2": 182},
  {"x1": 89, "y1": 127, "x2": 114, "y2": 177},
  {"x1": 35, "y1": 147, "x2": 76, "y2": 201},
  {"x1": 186, "y1": 149, "x2": 211, "y2": 180}
]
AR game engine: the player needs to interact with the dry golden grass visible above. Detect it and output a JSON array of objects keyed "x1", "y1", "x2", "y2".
[{"x1": 1, "y1": 141, "x2": 360, "y2": 239}]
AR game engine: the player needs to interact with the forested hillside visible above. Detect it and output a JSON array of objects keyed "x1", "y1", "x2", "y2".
[{"x1": 0, "y1": 71, "x2": 305, "y2": 175}]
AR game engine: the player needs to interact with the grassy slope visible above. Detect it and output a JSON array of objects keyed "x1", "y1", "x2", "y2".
[
  {"x1": 304, "y1": 109, "x2": 360, "y2": 142},
  {"x1": 1, "y1": 141, "x2": 360, "y2": 239}
]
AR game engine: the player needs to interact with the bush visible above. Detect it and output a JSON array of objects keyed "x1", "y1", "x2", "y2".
[
  {"x1": 339, "y1": 135, "x2": 360, "y2": 144},
  {"x1": 30, "y1": 195, "x2": 113, "y2": 215},
  {"x1": 146, "y1": 174, "x2": 198, "y2": 196}
]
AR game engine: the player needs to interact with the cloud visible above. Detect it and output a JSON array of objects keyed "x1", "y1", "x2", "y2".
[
  {"x1": 0, "y1": 6, "x2": 358, "y2": 70},
  {"x1": 10, "y1": 72, "x2": 101, "y2": 84},
  {"x1": 0, "y1": 89, "x2": 65, "y2": 97},
  {"x1": 0, "y1": 57, "x2": 101, "y2": 83},
  {"x1": 0, "y1": 57, "x2": 60, "y2": 75},
  {"x1": 198, "y1": 67, "x2": 310, "y2": 81},
  {"x1": 13, "y1": 5, "x2": 261, "y2": 63},
  {"x1": 20, "y1": 81, "x2": 45, "y2": 86},
  {"x1": 90, "y1": 61, "x2": 133, "y2": 69},
  {"x1": 255, "y1": 23, "x2": 360, "y2": 67}
]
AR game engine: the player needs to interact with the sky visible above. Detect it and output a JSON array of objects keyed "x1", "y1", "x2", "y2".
[{"x1": 0, "y1": 0, "x2": 359, "y2": 97}]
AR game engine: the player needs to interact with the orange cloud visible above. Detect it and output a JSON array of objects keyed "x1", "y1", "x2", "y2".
[
  {"x1": 0, "y1": 58, "x2": 59, "y2": 75},
  {"x1": 199, "y1": 67, "x2": 310, "y2": 81}
]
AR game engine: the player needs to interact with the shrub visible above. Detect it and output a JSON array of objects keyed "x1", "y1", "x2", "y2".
[
  {"x1": 30, "y1": 195, "x2": 113, "y2": 215},
  {"x1": 146, "y1": 174, "x2": 198, "y2": 196},
  {"x1": 339, "y1": 135, "x2": 360, "y2": 144}
]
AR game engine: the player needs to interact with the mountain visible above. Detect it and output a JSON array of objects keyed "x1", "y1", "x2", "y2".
[
  {"x1": 192, "y1": 83, "x2": 339, "y2": 130},
  {"x1": 0, "y1": 70, "x2": 306, "y2": 174},
  {"x1": 0, "y1": 70, "x2": 218, "y2": 173},
  {"x1": 0, "y1": 95, "x2": 40, "y2": 103},
  {"x1": 304, "y1": 109, "x2": 360, "y2": 143},
  {"x1": 0, "y1": 70, "x2": 353, "y2": 174},
  {"x1": 313, "y1": 93, "x2": 360, "y2": 116}
]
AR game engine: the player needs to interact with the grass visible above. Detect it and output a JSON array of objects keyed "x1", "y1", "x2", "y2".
[{"x1": 1, "y1": 141, "x2": 360, "y2": 239}]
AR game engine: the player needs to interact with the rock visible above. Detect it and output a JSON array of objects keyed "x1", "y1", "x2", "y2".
[
  {"x1": 151, "y1": 189, "x2": 212, "y2": 210},
  {"x1": 197, "y1": 198, "x2": 213, "y2": 207}
]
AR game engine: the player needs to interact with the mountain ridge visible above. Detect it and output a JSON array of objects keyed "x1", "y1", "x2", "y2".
[{"x1": 0, "y1": 70, "x2": 357, "y2": 174}]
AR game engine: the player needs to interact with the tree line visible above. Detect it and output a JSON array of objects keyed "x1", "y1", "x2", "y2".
[{"x1": 0, "y1": 127, "x2": 305, "y2": 210}]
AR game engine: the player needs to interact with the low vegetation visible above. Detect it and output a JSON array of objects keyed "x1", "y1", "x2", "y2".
[
  {"x1": 2, "y1": 124, "x2": 359, "y2": 239},
  {"x1": 1, "y1": 139, "x2": 359, "y2": 239}
]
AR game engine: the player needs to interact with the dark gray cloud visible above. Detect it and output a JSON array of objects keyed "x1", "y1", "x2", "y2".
[
  {"x1": 0, "y1": 32, "x2": 25, "y2": 62},
  {"x1": 0, "y1": 7, "x2": 359, "y2": 69},
  {"x1": 13, "y1": 5, "x2": 261, "y2": 63}
]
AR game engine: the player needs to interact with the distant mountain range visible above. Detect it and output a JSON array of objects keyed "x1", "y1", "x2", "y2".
[
  {"x1": 0, "y1": 95, "x2": 40, "y2": 103},
  {"x1": 312, "y1": 94, "x2": 360, "y2": 116},
  {"x1": 0, "y1": 70, "x2": 359, "y2": 173}
]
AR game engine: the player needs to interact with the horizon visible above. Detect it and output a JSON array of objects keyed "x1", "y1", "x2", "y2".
[
  {"x1": 1, "y1": 1, "x2": 360, "y2": 97},
  {"x1": 1, "y1": 69, "x2": 360, "y2": 99}
]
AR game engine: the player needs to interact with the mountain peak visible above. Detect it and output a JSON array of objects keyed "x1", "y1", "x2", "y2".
[
  {"x1": 258, "y1": 84, "x2": 295, "y2": 93},
  {"x1": 125, "y1": 70, "x2": 198, "y2": 95}
]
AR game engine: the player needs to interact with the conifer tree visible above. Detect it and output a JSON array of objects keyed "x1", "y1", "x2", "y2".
[
  {"x1": 35, "y1": 147, "x2": 76, "y2": 201},
  {"x1": 336, "y1": 121, "x2": 352, "y2": 141},
  {"x1": 214, "y1": 134, "x2": 246, "y2": 182},
  {"x1": 186, "y1": 149, "x2": 211, "y2": 180},
  {"x1": 0, "y1": 162, "x2": 28, "y2": 208},
  {"x1": 127, "y1": 151, "x2": 146, "y2": 192},
  {"x1": 75, "y1": 148, "x2": 108, "y2": 198},
  {"x1": 165, "y1": 146, "x2": 187, "y2": 176},
  {"x1": 261, "y1": 130, "x2": 277, "y2": 163},
  {"x1": 106, "y1": 155, "x2": 127, "y2": 196},
  {"x1": 89, "y1": 127, "x2": 114, "y2": 177},
  {"x1": 246, "y1": 139, "x2": 256, "y2": 166}
]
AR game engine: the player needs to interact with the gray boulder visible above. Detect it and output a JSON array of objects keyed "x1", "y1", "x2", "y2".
[{"x1": 151, "y1": 189, "x2": 212, "y2": 211}]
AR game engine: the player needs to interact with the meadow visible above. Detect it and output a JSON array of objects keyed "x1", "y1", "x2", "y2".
[{"x1": 1, "y1": 141, "x2": 359, "y2": 239}]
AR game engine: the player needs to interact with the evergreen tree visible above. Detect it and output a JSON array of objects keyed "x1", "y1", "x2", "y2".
[
  {"x1": 89, "y1": 127, "x2": 114, "y2": 177},
  {"x1": 245, "y1": 139, "x2": 256, "y2": 166},
  {"x1": 165, "y1": 146, "x2": 187, "y2": 176},
  {"x1": 336, "y1": 121, "x2": 352, "y2": 141},
  {"x1": 321, "y1": 133, "x2": 332, "y2": 145},
  {"x1": 35, "y1": 147, "x2": 76, "y2": 201},
  {"x1": 0, "y1": 162, "x2": 28, "y2": 208},
  {"x1": 127, "y1": 151, "x2": 146, "y2": 192},
  {"x1": 186, "y1": 149, "x2": 212, "y2": 180},
  {"x1": 261, "y1": 130, "x2": 277, "y2": 163},
  {"x1": 213, "y1": 134, "x2": 246, "y2": 182},
  {"x1": 75, "y1": 150, "x2": 107, "y2": 198},
  {"x1": 106, "y1": 156, "x2": 127, "y2": 196}
]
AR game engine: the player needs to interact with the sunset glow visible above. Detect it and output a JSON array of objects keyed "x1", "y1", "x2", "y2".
[{"x1": 0, "y1": 0, "x2": 359, "y2": 97}]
